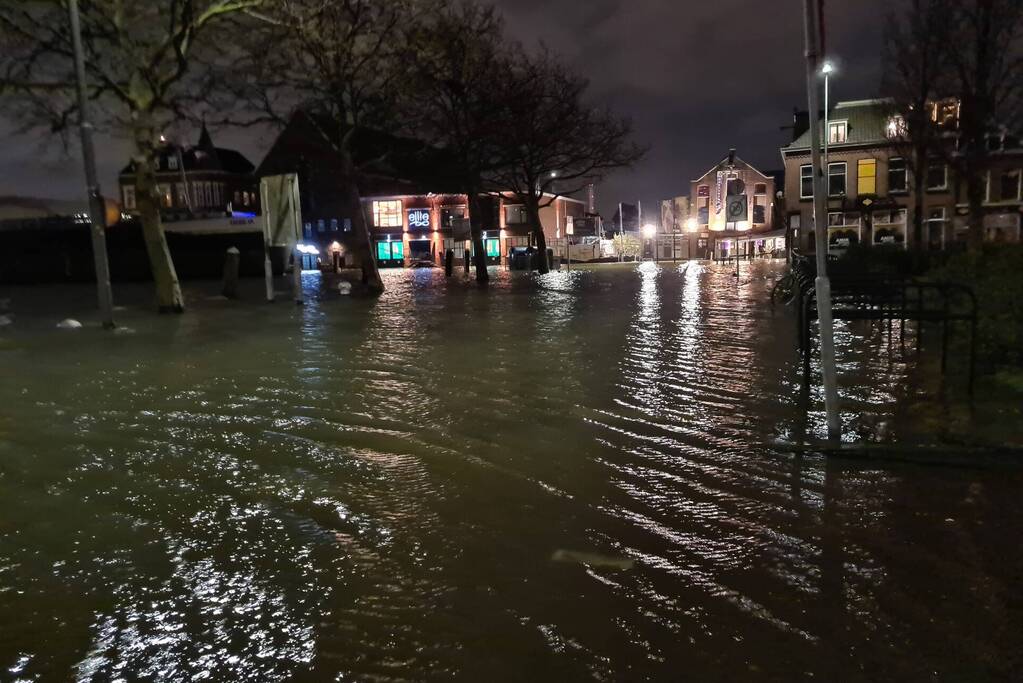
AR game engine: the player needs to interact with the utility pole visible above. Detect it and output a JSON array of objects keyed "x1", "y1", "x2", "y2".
[
  {"x1": 618, "y1": 201, "x2": 624, "y2": 262},
  {"x1": 802, "y1": 0, "x2": 842, "y2": 439},
  {"x1": 69, "y1": 0, "x2": 115, "y2": 329}
]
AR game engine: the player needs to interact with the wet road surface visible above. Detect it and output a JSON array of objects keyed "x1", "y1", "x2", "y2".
[{"x1": 0, "y1": 261, "x2": 1020, "y2": 681}]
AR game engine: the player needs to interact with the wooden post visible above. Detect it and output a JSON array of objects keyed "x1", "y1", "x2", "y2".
[{"x1": 222, "y1": 246, "x2": 240, "y2": 299}]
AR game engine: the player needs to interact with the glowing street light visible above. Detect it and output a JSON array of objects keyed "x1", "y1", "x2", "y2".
[
  {"x1": 641, "y1": 223, "x2": 657, "y2": 239},
  {"x1": 685, "y1": 217, "x2": 697, "y2": 232}
]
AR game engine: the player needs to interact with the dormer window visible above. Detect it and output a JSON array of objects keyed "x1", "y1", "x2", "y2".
[
  {"x1": 828, "y1": 121, "x2": 847, "y2": 144},
  {"x1": 886, "y1": 116, "x2": 907, "y2": 139},
  {"x1": 167, "y1": 154, "x2": 179, "y2": 171}
]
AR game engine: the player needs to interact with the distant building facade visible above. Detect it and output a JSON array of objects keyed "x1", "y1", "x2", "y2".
[
  {"x1": 118, "y1": 125, "x2": 259, "y2": 222},
  {"x1": 780, "y1": 97, "x2": 1023, "y2": 253},
  {"x1": 688, "y1": 151, "x2": 781, "y2": 259},
  {"x1": 258, "y1": 110, "x2": 586, "y2": 268},
  {"x1": 362, "y1": 192, "x2": 585, "y2": 268}
]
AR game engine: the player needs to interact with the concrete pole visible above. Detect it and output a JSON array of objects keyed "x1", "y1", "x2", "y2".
[
  {"x1": 69, "y1": 0, "x2": 115, "y2": 329},
  {"x1": 802, "y1": 0, "x2": 842, "y2": 439}
]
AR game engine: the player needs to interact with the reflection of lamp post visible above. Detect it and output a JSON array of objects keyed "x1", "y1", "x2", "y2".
[{"x1": 642, "y1": 223, "x2": 657, "y2": 262}]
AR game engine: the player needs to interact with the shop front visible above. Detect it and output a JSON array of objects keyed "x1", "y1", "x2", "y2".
[
  {"x1": 871, "y1": 208, "x2": 908, "y2": 248},
  {"x1": 827, "y1": 212, "x2": 861, "y2": 253},
  {"x1": 375, "y1": 236, "x2": 404, "y2": 268}
]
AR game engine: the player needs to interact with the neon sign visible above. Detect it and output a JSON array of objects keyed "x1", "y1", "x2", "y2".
[{"x1": 407, "y1": 208, "x2": 430, "y2": 229}]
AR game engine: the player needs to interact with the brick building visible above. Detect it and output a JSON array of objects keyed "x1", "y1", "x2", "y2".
[
  {"x1": 118, "y1": 125, "x2": 259, "y2": 222},
  {"x1": 688, "y1": 151, "x2": 781, "y2": 260},
  {"x1": 780, "y1": 97, "x2": 1022, "y2": 253},
  {"x1": 257, "y1": 110, "x2": 586, "y2": 268}
]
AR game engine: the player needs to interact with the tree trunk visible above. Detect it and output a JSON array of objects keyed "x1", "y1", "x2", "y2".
[
  {"x1": 912, "y1": 144, "x2": 926, "y2": 250},
  {"x1": 132, "y1": 118, "x2": 183, "y2": 313},
  {"x1": 526, "y1": 199, "x2": 548, "y2": 274},
  {"x1": 340, "y1": 154, "x2": 383, "y2": 294},
  {"x1": 965, "y1": 162, "x2": 985, "y2": 253},
  {"x1": 467, "y1": 192, "x2": 489, "y2": 283}
]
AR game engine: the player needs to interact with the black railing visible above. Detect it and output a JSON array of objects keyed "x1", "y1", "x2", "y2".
[{"x1": 791, "y1": 251, "x2": 978, "y2": 395}]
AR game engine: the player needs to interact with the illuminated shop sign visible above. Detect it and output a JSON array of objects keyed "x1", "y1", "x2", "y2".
[{"x1": 407, "y1": 208, "x2": 431, "y2": 229}]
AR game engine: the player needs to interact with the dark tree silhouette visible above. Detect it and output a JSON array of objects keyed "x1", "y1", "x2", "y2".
[
  {"x1": 485, "y1": 48, "x2": 644, "y2": 273},
  {"x1": 403, "y1": 1, "x2": 509, "y2": 284}
]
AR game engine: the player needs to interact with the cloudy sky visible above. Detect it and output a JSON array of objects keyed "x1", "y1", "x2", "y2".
[{"x1": 0, "y1": 0, "x2": 890, "y2": 218}]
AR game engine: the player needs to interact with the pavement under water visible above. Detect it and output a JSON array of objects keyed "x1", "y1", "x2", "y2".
[{"x1": 0, "y1": 261, "x2": 1020, "y2": 681}]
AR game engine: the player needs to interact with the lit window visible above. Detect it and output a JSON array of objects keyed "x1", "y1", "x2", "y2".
[
  {"x1": 886, "y1": 116, "x2": 907, "y2": 139},
  {"x1": 376, "y1": 241, "x2": 403, "y2": 260},
  {"x1": 504, "y1": 205, "x2": 528, "y2": 225},
  {"x1": 926, "y1": 161, "x2": 947, "y2": 190},
  {"x1": 828, "y1": 162, "x2": 847, "y2": 196},
  {"x1": 752, "y1": 196, "x2": 767, "y2": 224},
  {"x1": 800, "y1": 165, "x2": 813, "y2": 198},
  {"x1": 441, "y1": 206, "x2": 466, "y2": 227},
  {"x1": 485, "y1": 239, "x2": 500, "y2": 257},
  {"x1": 888, "y1": 158, "x2": 907, "y2": 193},
  {"x1": 373, "y1": 200, "x2": 403, "y2": 227},
  {"x1": 857, "y1": 158, "x2": 876, "y2": 195},
  {"x1": 122, "y1": 185, "x2": 136, "y2": 210},
  {"x1": 158, "y1": 184, "x2": 173, "y2": 208},
  {"x1": 828, "y1": 121, "x2": 847, "y2": 144}
]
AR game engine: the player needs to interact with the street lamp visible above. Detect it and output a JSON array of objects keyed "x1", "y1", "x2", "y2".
[
  {"x1": 685, "y1": 217, "x2": 697, "y2": 232},
  {"x1": 820, "y1": 60, "x2": 836, "y2": 173},
  {"x1": 642, "y1": 223, "x2": 657, "y2": 262}
]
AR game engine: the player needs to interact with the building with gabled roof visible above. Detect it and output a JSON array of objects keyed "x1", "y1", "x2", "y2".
[
  {"x1": 687, "y1": 149, "x2": 781, "y2": 260},
  {"x1": 118, "y1": 124, "x2": 259, "y2": 222},
  {"x1": 781, "y1": 97, "x2": 1022, "y2": 253}
]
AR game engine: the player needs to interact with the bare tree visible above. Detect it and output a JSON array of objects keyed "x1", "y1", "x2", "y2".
[
  {"x1": 941, "y1": 0, "x2": 1023, "y2": 250},
  {"x1": 403, "y1": 1, "x2": 508, "y2": 284},
  {"x1": 882, "y1": 0, "x2": 951, "y2": 250},
  {"x1": 486, "y1": 48, "x2": 644, "y2": 273},
  {"x1": 0, "y1": 1, "x2": 263, "y2": 312},
  {"x1": 224, "y1": 0, "x2": 430, "y2": 294}
]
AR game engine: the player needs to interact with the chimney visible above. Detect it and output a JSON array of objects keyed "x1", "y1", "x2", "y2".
[{"x1": 792, "y1": 108, "x2": 810, "y2": 142}]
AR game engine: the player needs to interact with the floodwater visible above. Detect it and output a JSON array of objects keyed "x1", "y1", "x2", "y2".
[{"x1": 0, "y1": 261, "x2": 1020, "y2": 681}]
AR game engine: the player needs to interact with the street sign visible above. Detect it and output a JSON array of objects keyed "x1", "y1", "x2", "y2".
[{"x1": 726, "y1": 195, "x2": 748, "y2": 222}]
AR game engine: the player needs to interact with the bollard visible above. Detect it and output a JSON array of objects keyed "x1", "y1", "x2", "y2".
[
  {"x1": 222, "y1": 246, "x2": 241, "y2": 299},
  {"x1": 445, "y1": 249, "x2": 454, "y2": 276}
]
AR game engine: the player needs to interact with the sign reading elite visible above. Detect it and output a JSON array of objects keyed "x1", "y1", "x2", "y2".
[{"x1": 407, "y1": 208, "x2": 431, "y2": 230}]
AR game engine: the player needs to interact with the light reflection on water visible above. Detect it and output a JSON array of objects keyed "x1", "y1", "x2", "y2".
[{"x1": 0, "y1": 261, "x2": 1020, "y2": 681}]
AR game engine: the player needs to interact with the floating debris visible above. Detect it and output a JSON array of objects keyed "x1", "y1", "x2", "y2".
[
  {"x1": 551, "y1": 549, "x2": 634, "y2": 570},
  {"x1": 56, "y1": 318, "x2": 83, "y2": 329},
  {"x1": 337, "y1": 281, "x2": 353, "y2": 295}
]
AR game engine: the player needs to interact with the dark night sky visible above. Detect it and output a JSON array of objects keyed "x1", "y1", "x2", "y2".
[{"x1": 0, "y1": 0, "x2": 889, "y2": 219}]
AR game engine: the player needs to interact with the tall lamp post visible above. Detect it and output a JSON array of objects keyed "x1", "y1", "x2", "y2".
[
  {"x1": 69, "y1": 0, "x2": 115, "y2": 328},
  {"x1": 802, "y1": 0, "x2": 842, "y2": 439}
]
